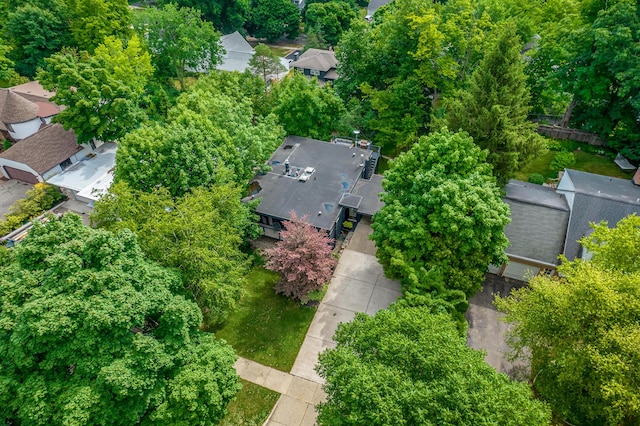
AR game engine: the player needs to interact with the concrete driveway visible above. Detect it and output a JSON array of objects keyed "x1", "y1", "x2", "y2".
[
  {"x1": 466, "y1": 274, "x2": 529, "y2": 380},
  {"x1": 0, "y1": 179, "x2": 32, "y2": 219}
]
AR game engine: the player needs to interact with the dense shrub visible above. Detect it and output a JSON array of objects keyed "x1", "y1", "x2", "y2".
[
  {"x1": 550, "y1": 150, "x2": 576, "y2": 173},
  {"x1": 0, "y1": 183, "x2": 65, "y2": 236},
  {"x1": 528, "y1": 173, "x2": 545, "y2": 185}
]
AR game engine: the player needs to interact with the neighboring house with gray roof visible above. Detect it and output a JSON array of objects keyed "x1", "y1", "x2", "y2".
[
  {"x1": 556, "y1": 169, "x2": 640, "y2": 260},
  {"x1": 492, "y1": 180, "x2": 570, "y2": 280},
  {"x1": 289, "y1": 49, "x2": 338, "y2": 82},
  {"x1": 244, "y1": 136, "x2": 381, "y2": 240},
  {"x1": 217, "y1": 31, "x2": 255, "y2": 73},
  {"x1": 492, "y1": 172, "x2": 640, "y2": 281}
]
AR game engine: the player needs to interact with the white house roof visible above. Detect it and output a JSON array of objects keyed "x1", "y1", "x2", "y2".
[
  {"x1": 47, "y1": 142, "x2": 117, "y2": 198},
  {"x1": 217, "y1": 31, "x2": 255, "y2": 73}
]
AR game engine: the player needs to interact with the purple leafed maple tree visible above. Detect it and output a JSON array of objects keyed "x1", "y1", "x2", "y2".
[{"x1": 264, "y1": 212, "x2": 338, "y2": 301}]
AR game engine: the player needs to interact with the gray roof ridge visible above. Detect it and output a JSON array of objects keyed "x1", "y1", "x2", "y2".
[{"x1": 573, "y1": 190, "x2": 640, "y2": 206}]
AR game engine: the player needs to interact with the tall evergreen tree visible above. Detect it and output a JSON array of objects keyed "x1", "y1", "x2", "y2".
[{"x1": 446, "y1": 23, "x2": 544, "y2": 184}]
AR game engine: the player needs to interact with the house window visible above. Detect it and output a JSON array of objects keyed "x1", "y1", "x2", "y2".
[
  {"x1": 60, "y1": 158, "x2": 72, "y2": 170},
  {"x1": 541, "y1": 268, "x2": 554, "y2": 276},
  {"x1": 6, "y1": 123, "x2": 14, "y2": 132},
  {"x1": 90, "y1": 140, "x2": 96, "y2": 150},
  {"x1": 309, "y1": 69, "x2": 320, "y2": 76}
]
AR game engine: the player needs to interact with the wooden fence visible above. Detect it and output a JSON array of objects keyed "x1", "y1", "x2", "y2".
[{"x1": 536, "y1": 124, "x2": 606, "y2": 146}]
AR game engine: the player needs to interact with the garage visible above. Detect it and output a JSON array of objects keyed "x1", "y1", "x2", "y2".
[
  {"x1": 2, "y1": 166, "x2": 39, "y2": 184},
  {"x1": 501, "y1": 261, "x2": 539, "y2": 281}
]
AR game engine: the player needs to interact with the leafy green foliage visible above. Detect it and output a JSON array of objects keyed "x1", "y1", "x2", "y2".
[
  {"x1": 0, "y1": 183, "x2": 64, "y2": 236},
  {"x1": 268, "y1": 72, "x2": 347, "y2": 141},
  {"x1": 115, "y1": 72, "x2": 283, "y2": 196},
  {"x1": 247, "y1": 0, "x2": 300, "y2": 42},
  {"x1": 371, "y1": 129, "x2": 510, "y2": 301},
  {"x1": 446, "y1": 23, "x2": 544, "y2": 183},
  {"x1": 158, "y1": 0, "x2": 250, "y2": 33},
  {"x1": 527, "y1": 173, "x2": 545, "y2": 185},
  {"x1": 0, "y1": 214, "x2": 241, "y2": 425},
  {"x1": 38, "y1": 36, "x2": 153, "y2": 144},
  {"x1": 249, "y1": 43, "x2": 286, "y2": 85},
  {"x1": 4, "y1": 1, "x2": 72, "y2": 78},
  {"x1": 66, "y1": 0, "x2": 132, "y2": 52},
  {"x1": 133, "y1": 4, "x2": 222, "y2": 91},
  {"x1": 496, "y1": 215, "x2": 640, "y2": 425},
  {"x1": 0, "y1": 40, "x2": 27, "y2": 87},
  {"x1": 304, "y1": 1, "x2": 356, "y2": 46},
  {"x1": 91, "y1": 182, "x2": 257, "y2": 327},
  {"x1": 316, "y1": 307, "x2": 551, "y2": 425},
  {"x1": 550, "y1": 150, "x2": 575, "y2": 173}
]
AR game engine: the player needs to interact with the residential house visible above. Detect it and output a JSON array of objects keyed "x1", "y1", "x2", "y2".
[
  {"x1": 289, "y1": 49, "x2": 338, "y2": 83},
  {"x1": 492, "y1": 170, "x2": 640, "y2": 281},
  {"x1": 0, "y1": 81, "x2": 116, "y2": 205},
  {"x1": 491, "y1": 180, "x2": 570, "y2": 280},
  {"x1": 244, "y1": 136, "x2": 381, "y2": 240},
  {"x1": 556, "y1": 169, "x2": 640, "y2": 260},
  {"x1": 216, "y1": 31, "x2": 256, "y2": 73}
]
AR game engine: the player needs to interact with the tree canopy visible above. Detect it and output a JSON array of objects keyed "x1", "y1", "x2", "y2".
[
  {"x1": 371, "y1": 129, "x2": 510, "y2": 302},
  {"x1": 91, "y1": 182, "x2": 258, "y2": 327},
  {"x1": 496, "y1": 214, "x2": 640, "y2": 425},
  {"x1": 115, "y1": 72, "x2": 284, "y2": 196},
  {"x1": 247, "y1": 0, "x2": 301, "y2": 42},
  {"x1": 446, "y1": 23, "x2": 544, "y2": 183},
  {"x1": 133, "y1": 4, "x2": 222, "y2": 91},
  {"x1": 66, "y1": 0, "x2": 132, "y2": 52},
  {"x1": 268, "y1": 72, "x2": 347, "y2": 141},
  {"x1": 0, "y1": 214, "x2": 240, "y2": 425},
  {"x1": 304, "y1": 1, "x2": 356, "y2": 47},
  {"x1": 4, "y1": 1, "x2": 72, "y2": 78},
  {"x1": 38, "y1": 36, "x2": 153, "y2": 144},
  {"x1": 316, "y1": 306, "x2": 551, "y2": 425},
  {"x1": 249, "y1": 43, "x2": 286, "y2": 85},
  {"x1": 158, "y1": 0, "x2": 250, "y2": 33}
]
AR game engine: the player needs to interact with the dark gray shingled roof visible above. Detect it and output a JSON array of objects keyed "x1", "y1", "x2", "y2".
[
  {"x1": 559, "y1": 170, "x2": 640, "y2": 260},
  {"x1": 503, "y1": 180, "x2": 570, "y2": 265},
  {"x1": 246, "y1": 136, "x2": 375, "y2": 230},
  {"x1": 351, "y1": 174, "x2": 384, "y2": 216}
]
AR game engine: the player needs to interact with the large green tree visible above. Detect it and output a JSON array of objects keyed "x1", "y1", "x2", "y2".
[
  {"x1": 4, "y1": 1, "x2": 72, "y2": 78},
  {"x1": 158, "y1": 0, "x2": 250, "y2": 33},
  {"x1": 316, "y1": 307, "x2": 551, "y2": 425},
  {"x1": 92, "y1": 182, "x2": 257, "y2": 327},
  {"x1": 0, "y1": 214, "x2": 241, "y2": 425},
  {"x1": 115, "y1": 72, "x2": 283, "y2": 196},
  {"x1": 0, "y1": 40, "x2": 27, "y2": 87},
  {"x1": 66, "y1": 0, "x2": 132, "y2": 52},
  {"x1": 248, "y1": 43, "x2": 286, "y2": 85},
  {"x1": 247, "y1": 0, "x2": 300, "y2": 42},
  {"x1": 496, "y1": 214, "x2": 640, "y2": 425},
  {"x1": 268, "y1": 72, "x2": 347, "y2": 141},
  {"x1": 304, "y1": 1, "x2": 356, "y2": 47},
  {"x1": 371, "y1": 129, "x2": 510, "y2": 301},
  {"x1": 133, "y1": 4, "x2": 222, "y2": 91},
  {"x1": 38, "y1": 36, "x2": 153, "y2": 144},
  {"x1": 446, "y1": 23, "x2": 544, "y2": 183}
]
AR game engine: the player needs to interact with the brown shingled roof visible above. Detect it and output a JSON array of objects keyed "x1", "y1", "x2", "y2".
[
  {"x1": 0, "y1": 89, "x2": 39, "y2": 125},
  {"x1": 0, "y1": 123, "x2": 80, "y2": 174},
  {"x1": 34, "y1": 101, "x2": 60, "y2": 118},
  {"x1": 291, "y1": 48, "x2": 337, "y2": 72}
]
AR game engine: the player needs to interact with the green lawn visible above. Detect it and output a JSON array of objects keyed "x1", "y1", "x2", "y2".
[
  {"x1": 221, "y1": 379, "x2": 280, "y2": 426},
  {"x1": 514, "y1": 146, "x2": 634, "y2": 182},
  {"x1": 269, "y1": 46, "x2": 292, "y2": 57},
  {"x1": 213, "y1": 267, "x2": 317, "y2": 371}
]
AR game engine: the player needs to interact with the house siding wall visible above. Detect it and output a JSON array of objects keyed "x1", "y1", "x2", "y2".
[
  {"x1": 0, "y1": 160, "x2": 41, "y2": 182},
  {"x1": 8, "y1": 118, "x2": 41, "y2": 141}
]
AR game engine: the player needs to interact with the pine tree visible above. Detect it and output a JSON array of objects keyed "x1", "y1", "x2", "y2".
[
  {"x1": 446, "y1": 23, "x2": 544, "y2": 184},
  {"x1": 264, "y1": 212, "x2": 337, "y2": 302}
]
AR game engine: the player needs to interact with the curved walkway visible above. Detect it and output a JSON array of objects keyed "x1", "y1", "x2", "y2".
[{"x1": 235, "y1": 218, "x2": 402, "y2": 425}]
